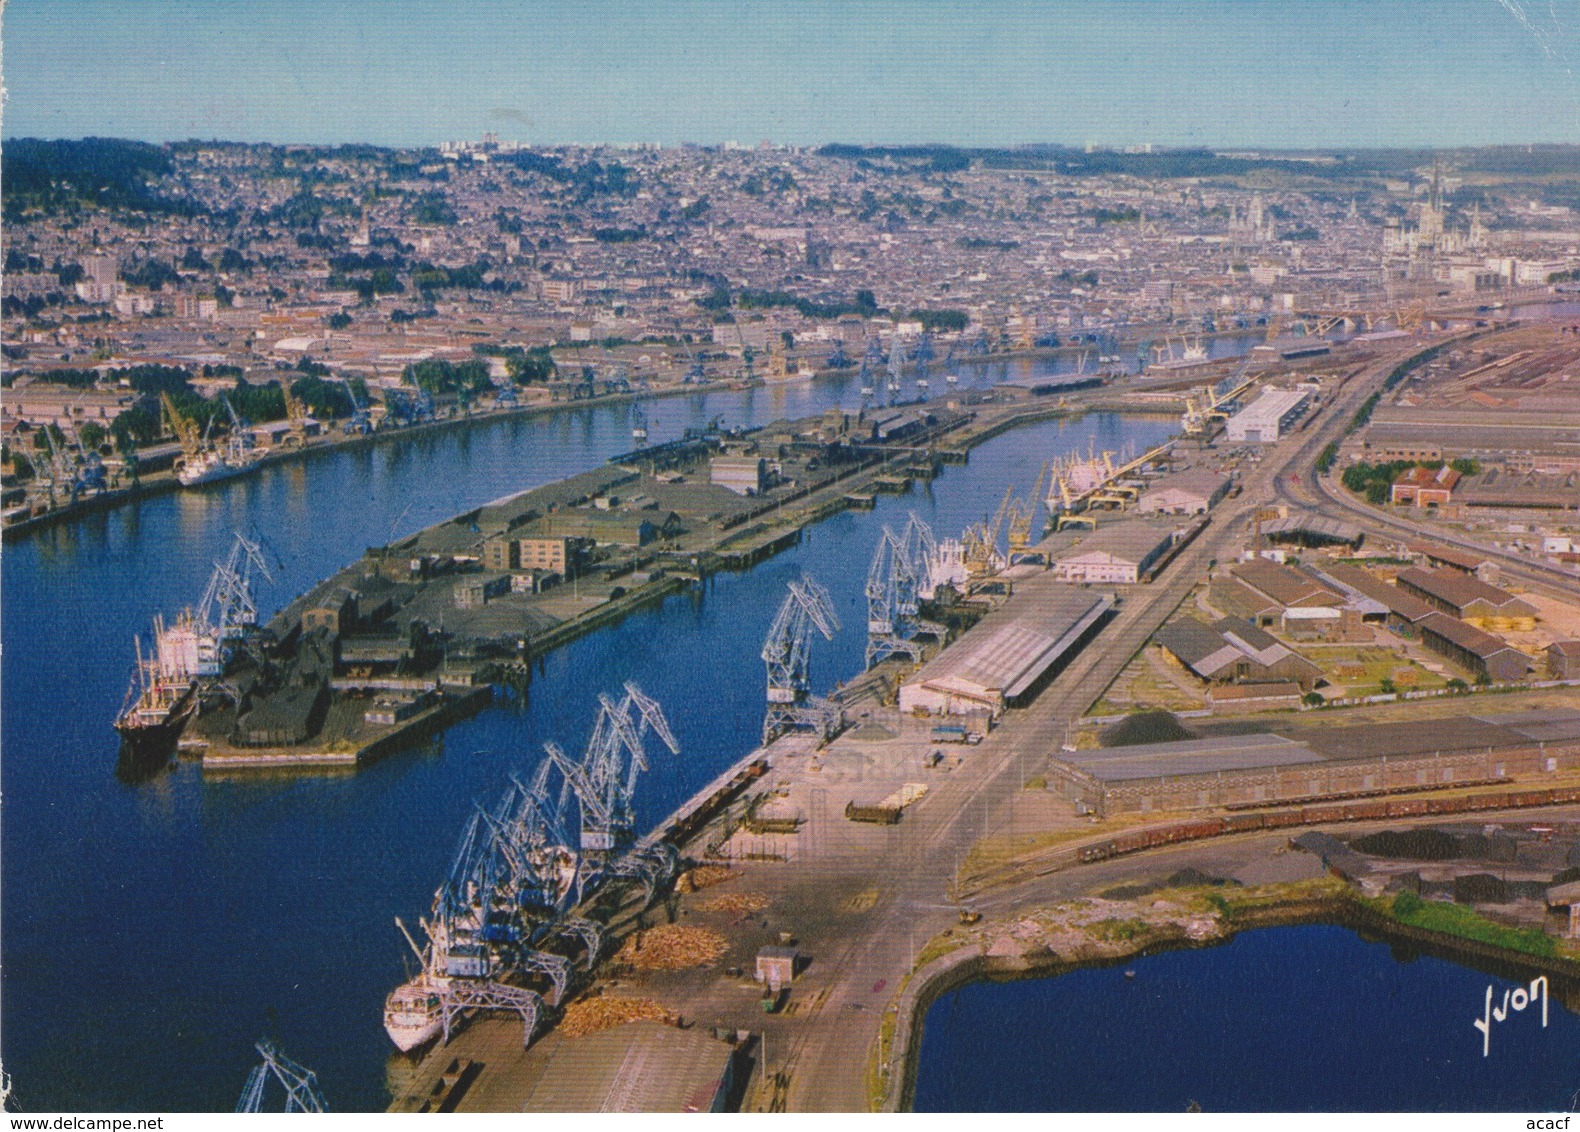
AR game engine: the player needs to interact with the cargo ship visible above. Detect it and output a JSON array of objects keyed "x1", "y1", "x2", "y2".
[
  {"x1": 384, "y1": 974, "x2": 448, "y2": 1052},
  {"x1": 176, "y1": 435, "x2": 264, "y2": 487},
  {"x1": 114, "y1": 614, "x2": 200, "y2": 759}
]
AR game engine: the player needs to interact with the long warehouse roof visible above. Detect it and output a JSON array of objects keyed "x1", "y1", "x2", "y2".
[{"x1": 903, "y1": 575, "x2": 1113, "y2": 703}]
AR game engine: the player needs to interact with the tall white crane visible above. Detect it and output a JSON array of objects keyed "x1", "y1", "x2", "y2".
[{"x1": 762, "y1": 574, "x2": 843, "y2": 743}]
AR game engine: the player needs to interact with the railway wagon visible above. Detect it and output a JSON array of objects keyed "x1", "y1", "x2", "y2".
[{"x1": 1075, "y1": 784, "x2": 1580, "y2": 865}]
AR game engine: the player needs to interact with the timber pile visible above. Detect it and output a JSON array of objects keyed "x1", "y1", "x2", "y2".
[
  {"x1": 696, "y1": 892, "x2": 769, "y2": 915},
  {"x1": 676, "y1": 865, "x2": 738, "y2": 893},
  {"x1": 616, "y1": 924, "x2": 728, "y2": 970},
  {"x1": 559, "y1": 995, "x2": 676, "y2": 1038}
]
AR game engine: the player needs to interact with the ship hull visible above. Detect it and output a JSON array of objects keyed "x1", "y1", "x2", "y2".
[{"x1": 177, "y1": 457, "x2": 262, "y2": 488}]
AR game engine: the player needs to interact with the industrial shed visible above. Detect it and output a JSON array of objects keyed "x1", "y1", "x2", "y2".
[
  {"x1": 899, "y1": 579, "x2": 1113, "y2": 716},
  {"x1": 1155, "y1": 616, "x2": 1324, "y2": 690},
  {"x1": 1046, "y1": 709, "x2": 1580, "y2": 815},
  {"x1": 1395, "y1": 567, "x2": 1538, "y2": 629},
  {"x1": 1135, "y1": 468, "x2": 1232, "y2": 515},
  {"x1": 1417, "y1": 612, "x2": 1531, "y2": 682},
  {"x1": 1046, "y1": 519, "x2": 1180, "y2": 584}
]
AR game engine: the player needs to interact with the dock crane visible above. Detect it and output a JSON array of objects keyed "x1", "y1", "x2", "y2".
[
  {"x1": 332, "y1": 378, "x2": 373, "y2": 434},
  {"x1": 859, "y1": 337, "x2": 883, "y2": 399},
  {"x1": 47, "y1": 420, "x2": 108, "y2": 503},
  {"x1": 762, "y1": 574, "x2": 842, "y2": 743},
  {"x1": 962, "y1": 485, "x2": 1015, "y2": 576},
  {"x1": 826, "y1": 339, "x2": 852, "y2": 369},
  {"x1": 767, "y1": 337, "x2": 790, "y2": 381},
  {"x1": 220, "y1": 393, "x2": 256, "y2": 453},
  {"x1": 161, "y1": 392, "x2": 204, "y2": 467},
  {"x1": 392, "y1": 814, "x2": 549, "y2": 1049},
  {"x1": 887, "y1": 338, "x2": 904, "y2": 399},
  {"x1": 1006, "y1": 461, "x2": 1051, "y2": 553},
  {"x1": 914, "y1": 330, "x2": 934, "y2": 395},
  {"x1": 279, "y1": 384, "x2": 315, "y2": 446},
  {"x1": 195, "y1": 531, "x2": 275, "y2": 674},
  {"x1": 543, "y1": 682, "x2": 681, "y2": 903},
  {"x1": 235, "y1": 1039, "x2": 328, "y2": 1113},
  {"x1": 681, "y1": 341, "x2": 708, "y2": 383},
  {"x1": 865, "y1": 516, "x2": 946, "y2": 668}
]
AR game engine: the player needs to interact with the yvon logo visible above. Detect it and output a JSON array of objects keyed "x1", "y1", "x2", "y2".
[{"x1": 1473, "y1": 976, "x2": 1549, "y2": 1056}]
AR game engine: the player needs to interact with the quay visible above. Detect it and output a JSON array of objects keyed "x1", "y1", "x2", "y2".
[{"x1": 174, "y1": 390, "x2": 1124, "y2": 771}]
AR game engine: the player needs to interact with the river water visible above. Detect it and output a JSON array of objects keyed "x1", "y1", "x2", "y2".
[
  {"x1": 914, "y1": 923, "x2": 1580, "y2": 1111},
  {"x1": 0, "y1": 351, "x2": 1181, "y2": 1111}
]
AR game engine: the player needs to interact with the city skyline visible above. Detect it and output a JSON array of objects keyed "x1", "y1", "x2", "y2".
[{"x1": 7, "y1": 0, "x2": 1580, "y2": 149}]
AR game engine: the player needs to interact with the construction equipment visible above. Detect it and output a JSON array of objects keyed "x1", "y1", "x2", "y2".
[
  {"x1": 235, "y1": 1039, "x2": 329, "y2": 1113},
  {"x1": 865, "y1": 515, "x2": 946, "y2": 668},
  {"x1": 826, "y1": 340, "x2": 852, "y2": 369},
  {"x1": 762, "y1": 575, "x2": 842, "y2": 743}
]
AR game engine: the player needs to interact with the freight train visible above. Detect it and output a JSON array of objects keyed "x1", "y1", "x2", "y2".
[{"x1": 1078, "y1": 784, "x2": 1580, "y2": 864}]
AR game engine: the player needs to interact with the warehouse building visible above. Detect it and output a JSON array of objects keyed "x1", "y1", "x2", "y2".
[
  {"x1": 1047, "y1": 519, "x2": 1180, "y2": 584},
  {"x1": 521, "y1": 1021, "x2": 741, "y2": 1112},
  {"x1": 1395, "y1": 567, "x2": 1538, "y2": 629},
  {"x1": 899, "y1": 578, "x2": 1113, "y2": 717},
  {"x1": 1209, "y1": 558, "x2": 1360, "y2": 640},
  {"x1": 710, "y1": 455, "x2": 768, "y2": 496},
  {"x1": 1410, "y1": 542, "x2": 1499, "y2": 581},
  {"x1": 1046, "y1": 710, "x2": 1580, "y2": 815},
  {"x1": 1417, "y1": 612, "x2": 1531, "y2": 682},
  {"x1": 1307, "y1": 563, "x2": 1429, "y2": 630},
  {"x1": 1136, "y1": 468, "x2": 1232, "y2": 515},
  {"x1": 1390, "y1": 464, "x2": 1460, "y2": 507},
  {"x1": 1155, "y1": 616, "x2": 1324, "y2": 690},
  {"x1": 1550, "y1": 640, "x2": 1580, "y2": 680},
  {"x1": 1224, "y1": 388, "x2": 1311, "y2": 443}
]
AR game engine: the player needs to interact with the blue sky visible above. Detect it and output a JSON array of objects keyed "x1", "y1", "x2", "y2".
[{"x1": 5, "y1": 0, "x2": 1580, "y2": 148}]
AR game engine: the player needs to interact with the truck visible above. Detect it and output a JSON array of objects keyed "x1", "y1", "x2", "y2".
[{"x1": 930, "y1": 724, "x2": 982, "y2": 746}]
